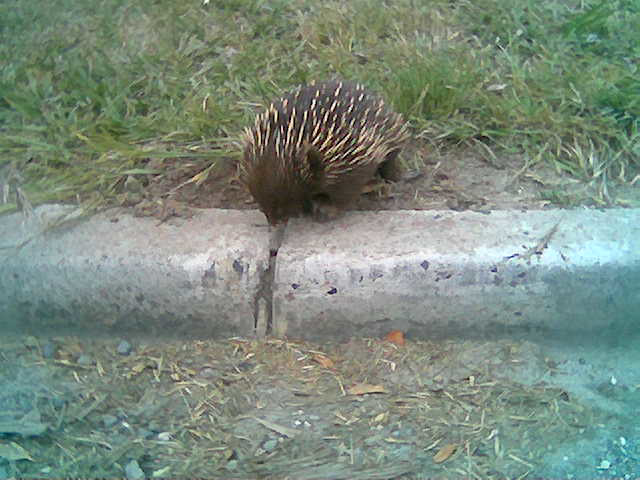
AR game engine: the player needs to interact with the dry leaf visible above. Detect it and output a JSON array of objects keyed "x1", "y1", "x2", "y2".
[
  {"x1": 253, "y1": 417, "x2": 299, "y2": 438},
  {"x1": 313, "y1": 354, "x2": 334, "y2": 368},
  {"x1": 373, "y1": 412, "x2": 388, "y2": 423},
  {"x1": 347, "y1": 383, "x2": 387, "y2": 395},
  {"x1": 131, "y1": 363, "x2": 147, "y2": 374},
  {"x1": 384, "y1": 330, "x2": 405, "y2": 346},
  {"x1": 152, "y1": 466, "x2": 172, "y2": 477},
  {"x1": 433, "y1": 443, "x2": 457, "y2": 463},
  {"x1": 487, "y1": 83, "x2": 507, "y2": 91}
]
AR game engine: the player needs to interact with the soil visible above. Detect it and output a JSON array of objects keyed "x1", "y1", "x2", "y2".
[
  {"x1": 2, "y1": 332, "x2": 639, "y2": 479},
  {"x1": 130, "y1": 145, "x2": 639, "y2": 222}
]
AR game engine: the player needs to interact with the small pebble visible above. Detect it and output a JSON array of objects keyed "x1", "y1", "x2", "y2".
[
  {"x1": 124, "y1": 175, "x2": 143, "y2": 193},
  {"x1": 77, "y1": 354, "x2": 92, "y2": 366},
  {"x1": 117, "y1": 340, "x2": 133, "y2": 356},
  {"x1": 235, "y1": 361, "x2": 253, "y2": 371},
  {"x1": 124, "y1": 459, "x2": 144, "y2": 480},
  {"x1": 102, "y1": 414, "x2": 118, "y2": 428},
  {"x1": 42, "y1": 341, "x2": 56, "y2": 359},
  {"x1": 198, "y1": 367, "x2": 220, "y2": 380},
  {"x1": 262, "y1": 438, "x2": 278, "y2": 452}
]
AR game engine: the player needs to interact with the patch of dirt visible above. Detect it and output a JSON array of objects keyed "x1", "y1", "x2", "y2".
[
  {"x1": 1, "y1": 335, "x2": 637, "y2": 479},
  {"x1": 128, "y1": 145, "x2": 639, "y2": 222}
]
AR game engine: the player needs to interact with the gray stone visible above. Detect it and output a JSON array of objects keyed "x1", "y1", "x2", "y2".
[{"x1": 124, "y1": 459, "x2": 144, "y2": 480}]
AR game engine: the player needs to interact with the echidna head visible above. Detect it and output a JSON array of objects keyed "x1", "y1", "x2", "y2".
[{"x1": 241, "y1": 146, "x2": 315, "y2": 225}]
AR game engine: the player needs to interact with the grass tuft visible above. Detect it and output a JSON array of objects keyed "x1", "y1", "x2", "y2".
[{"x1": 1, "y1": 0, "x2": 638, "y2": 211}]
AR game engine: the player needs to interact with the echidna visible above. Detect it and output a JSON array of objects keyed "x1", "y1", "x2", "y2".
[{"x1": 240, "y1": 80, "x2": 409, "y2": 225}]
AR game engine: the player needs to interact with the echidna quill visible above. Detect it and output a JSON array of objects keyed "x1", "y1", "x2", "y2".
[{"x1": 240, "y1": 80, "x2": 409, "y2": 225}]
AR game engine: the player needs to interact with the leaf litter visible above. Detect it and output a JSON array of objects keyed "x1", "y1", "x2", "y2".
[{"x1": 0, "y1": 334, "x2": 634, "y2": 478}]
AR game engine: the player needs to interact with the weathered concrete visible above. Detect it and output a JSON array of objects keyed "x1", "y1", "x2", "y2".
[
  {"x1": 1, "y1": 206, "x2": 638, "y2": 341},
  {"x1": 0, "y1": 205, "x2": 270, "y2": 337},
  {"x1": 274, "y1": 209, "x2": 640, "y2": 341}
]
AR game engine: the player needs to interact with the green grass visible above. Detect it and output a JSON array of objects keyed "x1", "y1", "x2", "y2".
[{"x1": 1, "y1": 0, "x2": 638, "y2": 212}]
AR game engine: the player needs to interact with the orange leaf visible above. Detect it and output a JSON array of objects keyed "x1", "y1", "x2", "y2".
[
  {"x1": 347, "y1": 383, "x2": 387, "y2": 395},
  {"x1": 313, "y1": 354, "x2": 334, "y2": 368},
  {"x1": 384, "y1": 330, "x2": 405, "y2": 346},
  {"x1": 433, "y1": 443, "x2": 457, "y2": 463}
]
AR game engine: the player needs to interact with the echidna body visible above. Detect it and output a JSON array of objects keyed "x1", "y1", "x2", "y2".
[{"x1": 241, "y1": 80, "x2": 408, "y2": 225}]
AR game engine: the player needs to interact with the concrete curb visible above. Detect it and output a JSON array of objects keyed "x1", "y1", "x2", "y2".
[
  {"x1": 277, "y1": 209, "x2": 639, "y2": 341},
  {"x1": 1, "y1": 205, "x2": 638, "y2": 340},
  {"x1": 1, "y1": 205, "x2": 269, "y2": 338}
]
